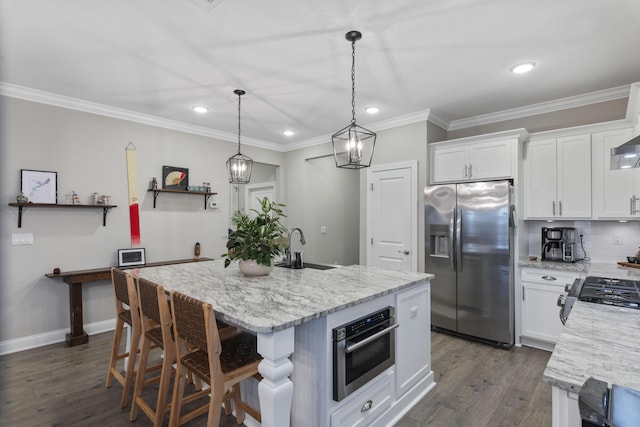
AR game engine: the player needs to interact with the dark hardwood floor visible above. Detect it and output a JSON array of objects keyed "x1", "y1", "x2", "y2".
[
  {"x1": 396, "y1": 332, "x2": 552, "y2": 427},
  {"x1": 1, "y1": 330, "x2": 551, "y2": 426}
]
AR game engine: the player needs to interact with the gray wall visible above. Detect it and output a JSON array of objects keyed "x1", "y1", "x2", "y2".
[
  {"x1": 283, "y1": 144, "x2": 360, "y2": 266},
  {"x1": 0, "y1": 96, "x2": 283, "y2": 347}
]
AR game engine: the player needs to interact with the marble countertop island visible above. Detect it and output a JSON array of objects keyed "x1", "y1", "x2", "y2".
[
  {"x1": 132, "y1": 259, "x2": 435, "y2": 427},
  {"x1": 133, "y1": 259, "x2": 434, "y2": 333},
  {"x1": 543, "y1": 302, "x2": 640, "y2": 393}
]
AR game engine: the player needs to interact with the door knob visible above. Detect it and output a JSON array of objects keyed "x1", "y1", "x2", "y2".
[{"x1": 398, "y1": 250, "x2": 410, "y2": 255}]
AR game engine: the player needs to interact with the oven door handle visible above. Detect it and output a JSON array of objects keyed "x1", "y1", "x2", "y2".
[{"x1": 344, "y1": 323, "x2": 399, "y2": 354}]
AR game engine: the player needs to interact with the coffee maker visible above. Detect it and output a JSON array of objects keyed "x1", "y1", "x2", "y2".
[{"x1": 541, "y1": 227, "x2": 576, "y2": 262}]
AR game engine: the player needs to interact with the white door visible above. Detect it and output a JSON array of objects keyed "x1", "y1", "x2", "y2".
[
  {"x1": 245, "y1": 182, "x2": 276, "y2": 217},
  {"x1": 367, "y1": 161, "x2": 418, "y2": 272}
]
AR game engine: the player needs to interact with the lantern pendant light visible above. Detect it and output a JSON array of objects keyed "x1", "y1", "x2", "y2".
[
  {"x1": 226, "y1": 89, "x2": 253, "y2": 184},
  {"x1": 332, "y1": 30, "x2": 376, "y2": 169}
]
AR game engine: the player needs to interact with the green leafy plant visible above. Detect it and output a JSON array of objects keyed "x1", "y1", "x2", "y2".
[{"x1": 222, "y1": 197, "x2": 289, "y2": 268}]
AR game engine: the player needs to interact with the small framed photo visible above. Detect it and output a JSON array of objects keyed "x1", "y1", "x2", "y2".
[
  {"x1": 21, "y1": 169, "x2": 57, "y2": 204},
  {"x1": 117, "y1": 248, "x2": 146, "y2": 267},
  {"x1": 162, "y1": 166, "x2": 189, "y2": 190}
]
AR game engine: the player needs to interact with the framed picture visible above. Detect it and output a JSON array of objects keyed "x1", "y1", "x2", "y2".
[
  {"x1": 21, "y1": 169, "x2": 57, "y2": 204},
  {"x1": 162, "y1": 166, "x2": 189, "y2": 190},
  {"x1": 117, "y1": 248, "x2": 146, "y2": 267}
]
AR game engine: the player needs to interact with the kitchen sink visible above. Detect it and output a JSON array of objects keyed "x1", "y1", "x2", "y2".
[{"x1": 274, "y1": 262, "x2": 337, "y2": 270}]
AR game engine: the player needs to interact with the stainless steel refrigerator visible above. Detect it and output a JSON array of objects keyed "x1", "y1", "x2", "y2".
[{"x1": 425, "y1": 180, "x2": 514, "y2": 348}]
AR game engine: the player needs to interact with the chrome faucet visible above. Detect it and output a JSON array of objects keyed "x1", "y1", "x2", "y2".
[{"x1": 285, "y1": 227, "x2": 306, "y2": 267}]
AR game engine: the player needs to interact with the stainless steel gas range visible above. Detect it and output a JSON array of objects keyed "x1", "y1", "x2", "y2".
[{"x1": 558, "y1": 276, "x2": 640, "y2": 324}]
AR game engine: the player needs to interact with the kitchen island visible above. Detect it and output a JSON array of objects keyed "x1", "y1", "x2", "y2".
[
  {"x1": 133, "y1": 259, "x2": 435, "y2": 427},
  {"x1": 543, "y1": 302, "x2": 640, "y2": 427}
]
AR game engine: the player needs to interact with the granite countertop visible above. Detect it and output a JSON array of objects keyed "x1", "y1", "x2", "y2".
[
  {"x1": 543, "y1": 302, "x2": 640, "y2": 393},
  {"x1": 133, "y1": 259, "x2": 433, "y2": 334},
  {"x1": 519, "y1": 258, "x2": 640, "y2": 280}
]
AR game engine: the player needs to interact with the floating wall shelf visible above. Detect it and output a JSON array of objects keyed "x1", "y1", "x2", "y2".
[
  {"x1": 8, "y1": 203, "x2": 117, "y2": 228},
  {"x1": 147, "y1": 188, "x2": 217, "y2": 209}
]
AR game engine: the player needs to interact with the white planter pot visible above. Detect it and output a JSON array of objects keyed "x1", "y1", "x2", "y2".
[{"x1": 238, "y1": 259, "x2": 273, "y2": 277}]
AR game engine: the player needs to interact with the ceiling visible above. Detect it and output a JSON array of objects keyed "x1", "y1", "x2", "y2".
[{"x1": 2, "y1": 0, "x2": 640, "y2": 151}]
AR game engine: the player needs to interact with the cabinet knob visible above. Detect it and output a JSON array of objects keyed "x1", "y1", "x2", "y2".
[
  {"x1": 541, "y1": 275, "x2": 557, "y2": 281},
  {"x1": 397, "y1": 250, "x2": 410, "y2": 255},
  {"x1": 361, "y1": 400, "x2": 373, "y2": 412}
]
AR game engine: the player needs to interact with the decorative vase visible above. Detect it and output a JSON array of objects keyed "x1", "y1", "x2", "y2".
[{"x1": 238, "y1": 259, "x2": 273, "y2": 277}]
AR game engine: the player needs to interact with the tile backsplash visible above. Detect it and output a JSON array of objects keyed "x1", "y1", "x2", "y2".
[{"x1": 525, "y1": 220, "x2": 640, "y2": 263}]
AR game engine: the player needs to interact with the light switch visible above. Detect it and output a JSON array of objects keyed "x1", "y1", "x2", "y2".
[{"x1": 12, "y1": 233, "x2": 34, "y2": 245}]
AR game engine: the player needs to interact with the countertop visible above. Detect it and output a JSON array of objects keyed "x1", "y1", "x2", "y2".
[
  {"x1": 133, "y1": 259, "x2": 433, "y2": 334},
  {"x1": 543, "y1": 301, "x2": 640, "y2": 393},
  {"x1": 519, "y1": 258, "x2": 640, "y2": 280}
]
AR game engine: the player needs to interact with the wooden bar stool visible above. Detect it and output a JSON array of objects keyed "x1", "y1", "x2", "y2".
[
  {"x1": 129, "y1": 277, "x2": 175, "y2": 426},
  {"x1": 168, "y1": 290, "x2": 262, "y2": 427},
  {"x1": 105, "y1": 268, "x2": 141, "y2": 408}
]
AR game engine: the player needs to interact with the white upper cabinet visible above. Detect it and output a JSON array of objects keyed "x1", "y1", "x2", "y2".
[
  {"x1": 592, "y1": 127, "x2": 640, "y2": 219},
  {"x1": 429, "y1": 129, "x2": 527, "y2": 184},
  {"x1": 524, "y1": 134, "x2": 592, "y2": 219}
]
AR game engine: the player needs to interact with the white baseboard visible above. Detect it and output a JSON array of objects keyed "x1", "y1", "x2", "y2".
[{"x1": 0, "y1": 318, "x2": 116, "y2": 356}]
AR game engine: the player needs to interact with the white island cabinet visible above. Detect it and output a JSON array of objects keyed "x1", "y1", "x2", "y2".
[{"x1": 134, "y1": 260, "x2": 435, "y2": 427}]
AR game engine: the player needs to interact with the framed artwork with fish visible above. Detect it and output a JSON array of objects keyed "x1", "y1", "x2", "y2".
[
  {"x1": 162, "y1": 166, "x2": 189, "y2": 190},
  {"x1": 21, "y1": 169, "x2": 57, "y2": 204}
]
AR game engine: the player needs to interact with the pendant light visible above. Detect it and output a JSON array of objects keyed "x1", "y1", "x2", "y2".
[
  {"x1": 332, "y1": 30, "x2": 376, "y2": 169},
  {"x1": 226, "y1": 89, "x2": 253, "y2": 183}
]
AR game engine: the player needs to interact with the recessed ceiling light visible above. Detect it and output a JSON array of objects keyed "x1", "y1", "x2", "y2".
[
  {"x1": 283, "y1": 130, "x2": 295, "y2": 137},
  {"x1": 510, "y1": 62, "x2": 536, "y2": 74},
  {"x1": 365, "y1": 106, "x2": 380, "y2": 114},
  {"x1": 192, "y1": 105, "x2": 209, "y2": 113}
]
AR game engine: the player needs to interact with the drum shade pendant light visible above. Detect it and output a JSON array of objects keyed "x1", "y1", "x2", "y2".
[
  {"x1": 332, "y1": 30, "x2": 376, "y2": 169},
  {"x1": 227, "y1": 89, "x2": 253, "y2": 184}
]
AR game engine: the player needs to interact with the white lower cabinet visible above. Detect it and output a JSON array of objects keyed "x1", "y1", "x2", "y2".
[
  {"x1": 330, "y1": 371, "x2": 394, "y2": 427},
  {"x1": 521, "y1": 268, "x2": 579, "y2": 349}
]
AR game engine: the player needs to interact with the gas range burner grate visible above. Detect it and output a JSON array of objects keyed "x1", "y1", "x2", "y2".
[{"x1": 579, "y1": 276, "x2": 640, "y2": 309}]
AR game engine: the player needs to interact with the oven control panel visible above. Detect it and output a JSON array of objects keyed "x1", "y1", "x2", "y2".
[{"x1": 333, "y1": 307, "x2": 394, "y2": 341}]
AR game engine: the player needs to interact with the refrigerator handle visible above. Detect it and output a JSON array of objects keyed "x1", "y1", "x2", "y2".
[
  {"x1": 456, "y1": 208, "x2": 463, "y2": 272},
  {"x1": 449, "y1": 208, "x2": 456, "y2": 272}
]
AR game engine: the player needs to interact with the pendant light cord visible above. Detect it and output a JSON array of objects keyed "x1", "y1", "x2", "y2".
[
  {"x1": 237, "y1": 92, "x2": 242, "y2": 154},
  {"x1": 351, "y1": 39, "x2": 357, "y2": 125}
]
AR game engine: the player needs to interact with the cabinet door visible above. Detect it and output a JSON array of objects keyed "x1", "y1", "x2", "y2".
[
  {"x1": 592, "y1": 128, "x2": 639, "y2": 218},
  {"x1": 521, "y1": 281, "x2": 565, "y2": 343},
  {"x1": 468, "y1": 139, "x2": 512, "y2": 180},
  {"x1": 430, "y1": 145, "x2": 467, "y2": 183},
  {"x1": 395, "y1": 285, "x2": 430, "y2": 398},
  {"x1": 524, "y1": 139, "x2": 557, "y2": 218},
  {"x1": 520, "y1": 269, "x2": 577, "y2": 346},
  {"x1": 557, "y1": 134, "x2": 592, "y2": 218}
]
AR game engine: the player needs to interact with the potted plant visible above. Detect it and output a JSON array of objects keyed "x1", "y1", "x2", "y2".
[{"x1": 222, "y1": 197, "x2": 289, "y2": 276}]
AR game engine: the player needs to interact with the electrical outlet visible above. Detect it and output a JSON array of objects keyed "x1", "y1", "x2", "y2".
[
  {"x1": 209, "y1": 201, "x2": 218, "y2": 209},
  {"x1": 613, "y1": 234, "x2": 623, "y2": 245},
  {"x1": 320, "y1": 226, "x2": 327, "y2": 234},
  {"x1": 12, "y1": 233, "x2": 34, "y2": 245}
]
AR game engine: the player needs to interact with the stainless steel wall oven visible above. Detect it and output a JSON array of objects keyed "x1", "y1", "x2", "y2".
[{"x1": 332, "y1": 306, "x2": 397, "y2": 401}]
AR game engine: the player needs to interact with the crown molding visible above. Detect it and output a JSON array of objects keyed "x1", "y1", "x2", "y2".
[
  {"x1": 447, "y1": 84, "x2": 631, "y2": 131},
  {"x1": 0, "y1": 82, "x2": 284, "y2": 152}
]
